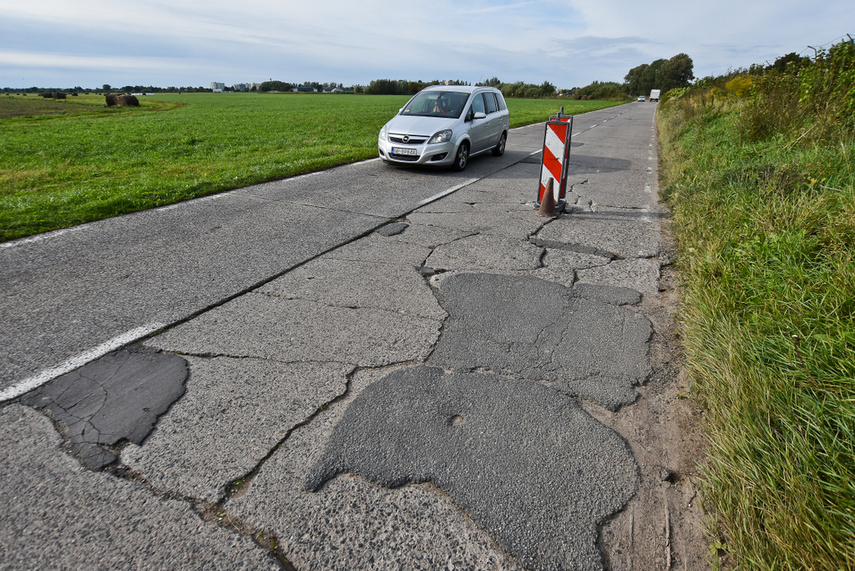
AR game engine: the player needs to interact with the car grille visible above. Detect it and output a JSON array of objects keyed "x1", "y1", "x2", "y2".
[
  {"x1": 389, "y1": 134, "x2": 428, "y2": 145},
  {"x1": 390, "y1": 152, "x2": 420, "y2": 161}
]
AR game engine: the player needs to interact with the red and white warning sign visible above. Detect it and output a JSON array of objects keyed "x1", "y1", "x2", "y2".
[{"x1": 537, "y1": 116, "x2": 573, "y2": 205}]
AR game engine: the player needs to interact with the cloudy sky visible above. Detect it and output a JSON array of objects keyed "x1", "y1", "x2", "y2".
[{"x1": 1, "y1": 0, "x2": 851, "y2": 89}]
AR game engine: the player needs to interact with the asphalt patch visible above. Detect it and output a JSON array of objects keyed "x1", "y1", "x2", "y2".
[
  {"x1": 21, "y1": 345, "x2": 188, "y2": 469},
  {"x1": 429, "y1": 273, "x2": 652, "y2": 410},
  {"x1": 306, "y1": 366, "x2": 638, "y2": 570},
  {"x1": 376, "y1": 222, "x2": 409, "y2": 236}
]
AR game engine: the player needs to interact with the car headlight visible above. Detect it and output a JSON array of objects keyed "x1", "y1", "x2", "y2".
[
  {"x1": 379, "y1": 124, "x2": 388, "y2": 139},
  {"x1": 428, "y1": 129, "x2": 452, "y2": 144}
]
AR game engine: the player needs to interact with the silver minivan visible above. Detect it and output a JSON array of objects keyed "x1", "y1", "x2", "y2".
[{"x1": 378, "y1": 85, "x2": 510, "y2": 171}]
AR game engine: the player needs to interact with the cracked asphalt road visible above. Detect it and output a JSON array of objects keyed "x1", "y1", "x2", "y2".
[{"x1": 0, "y1": 102, "x2": 708, "y2": 570}]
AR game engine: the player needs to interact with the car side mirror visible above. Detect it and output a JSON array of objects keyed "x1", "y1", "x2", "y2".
[{"x1": 473, "y1": 112, "x2": 487, "y2": 120}]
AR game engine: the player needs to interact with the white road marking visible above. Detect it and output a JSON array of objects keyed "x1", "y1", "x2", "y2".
[
  {"x1": 0, "y1": 226, "x2": 82, "y2": 250},
  {"x1": 418, "y1": 178, "x2": 479, "y2": 206},
  {"x1": 0, "y1": 322, "x2": 166, "y2": 402}
]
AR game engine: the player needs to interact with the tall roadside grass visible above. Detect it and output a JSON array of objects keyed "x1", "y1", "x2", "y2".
[{"x1": 658, "y1": 41, "x2": 855, "y2": 569}]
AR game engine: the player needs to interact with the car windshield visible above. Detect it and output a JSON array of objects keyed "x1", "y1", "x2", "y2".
[{"x1": 400, "y1": 91, "x2": 471, "y2": 119}]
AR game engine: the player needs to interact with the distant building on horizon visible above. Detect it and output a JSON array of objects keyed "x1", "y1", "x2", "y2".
[{"x1": 210, "y1": 82, "x2": 225, "y2": 93}]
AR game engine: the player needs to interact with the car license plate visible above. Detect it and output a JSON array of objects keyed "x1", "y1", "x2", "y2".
[{"x1": 392, "y1": 147, "x2": 418, "y2": 156}]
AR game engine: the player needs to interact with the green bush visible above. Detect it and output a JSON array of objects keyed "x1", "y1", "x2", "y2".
[{"x1": 738, "y1": 41, "x2": 855, "y2": 144}]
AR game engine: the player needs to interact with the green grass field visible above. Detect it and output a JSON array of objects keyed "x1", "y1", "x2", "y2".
[{"x1": 0, "y1": 93, "x2": 625, "y2": 241}]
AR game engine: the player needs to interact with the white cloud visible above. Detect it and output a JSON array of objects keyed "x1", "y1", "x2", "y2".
[
  {"x1": 0, "y1": 50, "x2": 189, "y2": 72},
  {"x1": 1, "y1": 0, "x2": 853, "y2": 88}
]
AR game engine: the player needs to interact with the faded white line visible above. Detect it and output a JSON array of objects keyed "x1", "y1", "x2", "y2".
[
  {"x1": 156, "y1": 193, "x2": 228, "y2": 212},
  {"x1": 0, "y1": 226, "x2": 82, "y2": 250},
  {"x1": 418, "y1": 178, "x2": 479, "y2": 206},
  {"x1": 0, "y1": 322, "x2": 166, "y2": 402},
  {"x1": 351, "y1": 157, "x2": 382, "y2": 166}
]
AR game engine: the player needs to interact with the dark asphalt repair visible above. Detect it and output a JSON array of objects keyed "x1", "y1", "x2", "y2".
[
  {"x1": 306, "y1": 365, "x2": 638, "y2": 570},
  {"x1": 429, "y1": 273, "x2": 652, "y2": 411},
  {"x1": 306, "y1": 273, "x2": 652, "y2": 569},
  {"x1": 20, "y1": 346, "x2": 188, "y2": 469}
]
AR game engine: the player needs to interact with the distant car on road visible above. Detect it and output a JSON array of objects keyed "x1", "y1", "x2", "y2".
[
  {"x1": 378, "y1": 85, "x2": 510, "y2": 171},
  {"x1": 637, "y1": 95, "x2": 645, "y2": 102}
]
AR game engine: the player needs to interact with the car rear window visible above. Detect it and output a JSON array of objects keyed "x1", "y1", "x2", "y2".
[
  {"x1": 496, "y1": 93, "x2": 507, "y2": 111},
  {"x1": 484, "y1": 92, "x2": 499, "y2": 114}
]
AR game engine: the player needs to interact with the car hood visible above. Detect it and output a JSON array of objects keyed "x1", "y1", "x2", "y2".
[{"x1": 385, "y1": 114, "x2": 459, "y2": 136}]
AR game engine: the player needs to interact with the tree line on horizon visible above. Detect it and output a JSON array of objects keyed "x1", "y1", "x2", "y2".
[
  {"x1": 330, "y1": 53, "x2": 696, "y2": 100},
  {"x1": 2, "y1": 53, "x2": 697, "y2": 99},
  {"x1": 623, "y1": 53, "x2": 694, "y2": 96}
]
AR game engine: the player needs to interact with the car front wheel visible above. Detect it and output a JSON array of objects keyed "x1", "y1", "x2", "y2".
[{"x1": 452, "y1": 142, "x2": 469, "y2": 171}]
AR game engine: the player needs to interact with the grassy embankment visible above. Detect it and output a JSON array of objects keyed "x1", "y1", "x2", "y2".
[
  {"x1": 658, "y1": 41, "x2": 854, "y2": 569},
  {"x1": 0, "y1": 93, "x2": 625, "y2": 242}
]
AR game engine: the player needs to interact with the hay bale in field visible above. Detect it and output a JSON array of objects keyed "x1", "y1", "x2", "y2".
[
  {"x1": 52, "y1": 92, "x2": 67, "y2": 99},
  {"x1": 105, "y1": 93, "x2": 140, "y2": 107},
  {"x1": 39, "y1": 92, "x2": 52, "y2": 98},
  {"x1": 117, "y1": 94, "x2": 139, "y2": 107}
]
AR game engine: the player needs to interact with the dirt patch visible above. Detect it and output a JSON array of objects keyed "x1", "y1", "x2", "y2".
[
  {"x1": 0, "y1": 96, "x2": 86, "y2": 119},
  {"x1": 592, "y1": 209, "x2": 712, "y2": 570}
]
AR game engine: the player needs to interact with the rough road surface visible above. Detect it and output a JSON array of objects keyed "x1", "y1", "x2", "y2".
[{"x1": 0, "y1": 102, "x2": 708, "y2": 570}]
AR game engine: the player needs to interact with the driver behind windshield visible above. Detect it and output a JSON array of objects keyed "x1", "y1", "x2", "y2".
[
  {"x1": 403, "y1": 91, "x2": 467, "y2": 118},
  {"x1": 432, "y1": 97, "x2": 448, "y2": 115}
]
